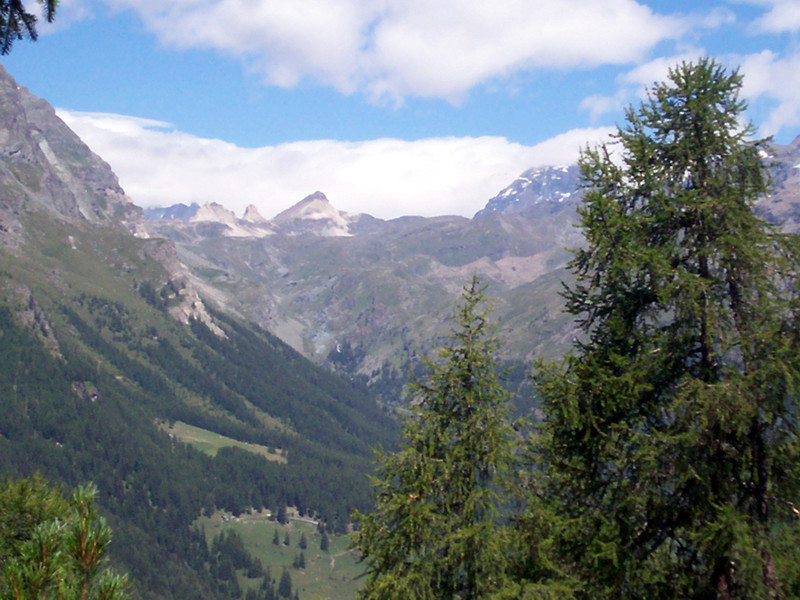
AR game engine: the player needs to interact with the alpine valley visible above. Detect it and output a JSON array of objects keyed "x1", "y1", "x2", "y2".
[
  {"x1": 2, "y1": 60, "x2": 800, "y2": 600},
  {"x1": 142, "y1": 136, "x2": 800, "y2": 409}
]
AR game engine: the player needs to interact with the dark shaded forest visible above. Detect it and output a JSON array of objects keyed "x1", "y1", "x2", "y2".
[{"x1": 0, "y1": 290, "x2": 398, "y2": 599}]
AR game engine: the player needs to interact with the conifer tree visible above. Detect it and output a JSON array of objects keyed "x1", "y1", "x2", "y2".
[
  {"x1": 277, "y1": 569, "x2": 292, "y2": 599},
  {"x1": 534, "y1": 58, "x2": 800, "y2": 599},
  {"x1": 276, "y1": 505, "x2": 288, "y2": 525},
  {"x1": 0, "y1": 0, "x2": 57, "y2": 54},
  {"x1": 0, "y1": 477, "x2": 128, "y2": 600},
  {"x1": 354, "y1": 276, "x2": 516, "y2": 599}
]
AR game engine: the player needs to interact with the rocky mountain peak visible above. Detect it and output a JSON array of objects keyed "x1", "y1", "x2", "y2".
[
  {"x1": 0, "y1": 63, "x2": 141, "y2": 243},
  {"x1": 190, "y1": 202, "x2": 237, "y2": 224},
  {"x1": 243, "y1": 204, "x2": 267, "y2": 223},
  {"x1": 274, "y1": 191, "x2": 331, "y2": 218},
  {"x1": 272, "y1": 191, "x2": 359, "y2": 236},
  {"x1": 475, "y1": 164, "x2": 582, "y2": 218},
  {"x1": 303, "y1": 190, "x2": 330, "y2": 203}
]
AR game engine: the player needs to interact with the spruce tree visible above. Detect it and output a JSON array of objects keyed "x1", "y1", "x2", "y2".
[
  {"x1": 534, "y1": 58, "x2": 800, "y2": 599},
  {"x1": 353, "y1": 276, "x2": 516, "y2": 599},
  {"x1": 277, "y1": 569, "x2": 292, "y2": 599}
]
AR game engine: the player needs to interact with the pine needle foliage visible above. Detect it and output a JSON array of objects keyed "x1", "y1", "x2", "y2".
[
  {"x1": 0, "y1": 0, "x2": 57, "y2": 54},
  {"x1": 354, "y1": 276, "x2": 517, "y2": 600},
  {"x1": 0, "y1": 476, "x2": 128, "y2": 600},
  {"x1": 533, "y1": 58, "x2": 800, "y2": 599}
]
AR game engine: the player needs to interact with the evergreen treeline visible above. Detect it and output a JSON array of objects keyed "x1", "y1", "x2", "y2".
[
  {"x1": 0, "y1": 242, "x2": 398, "y2": 600},
  {"x1": 355, "y1": 59, "x2": 800, "y2": 599}
]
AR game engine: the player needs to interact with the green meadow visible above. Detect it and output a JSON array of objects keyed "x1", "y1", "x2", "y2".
[
  {"x1": 161, "y1": 421, "x2": 287, "y2": 462},
  {"x1": 198, "y1": 511, "x2": 364, "y2": 600}
]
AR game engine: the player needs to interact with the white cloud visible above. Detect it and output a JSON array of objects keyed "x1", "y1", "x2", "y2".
[
  {"x1": 58, "y1": 110, "x2": 611, "y2": 219},
  {"x1": 578, "y1": 50, "x2": 704, "y2": 120},
  {"x1": 577, "y1": 45, "x2": 800, "y2": 141},
  {"x1": 37, "y1": 0, "x2": 95, "y2": 34},
  {"x1": 581, "y1": 94, "x2": 626, "y2": 122},
  {"x1": 361, "y1": 0, "x2": 683, "y2": 102},
  {"x1": 93, "y1": 0, "x2": 682, "y2": 102},
  {"x1": 701, "y1": 6, "x2": 736, "y2": 29},
  {"x1": 739, "y1": 49, "x2": 800, "y2": 136},
  {"x1": 749, "y1": 0, "x2": 800, "y2": 33}
]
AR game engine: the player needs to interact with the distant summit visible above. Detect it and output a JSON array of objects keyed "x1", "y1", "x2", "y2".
[
  {"x1": 0, "y1": 63, "x2": 141, "y2": 246},
  {"x1": 475, "y1": 165, "x2": 581, "y2": 218},
  {"x1": 141, "y1": 192, "x2": 368, "y2": 239},
  {"x1": 243, "y1": 204, "x2": 268, "y2": 223},
  {"x1": 272, "y1": 191, "x2": 363, "y2": 237},
  {"x1": 144, "y1": 203, "x2": 199, "y2": 221},
  {"x1": 191, "y1": 202, "x2": 237, "y2": 225}
]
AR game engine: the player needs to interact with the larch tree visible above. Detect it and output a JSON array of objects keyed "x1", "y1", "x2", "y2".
[
  {"x1": 353, "y1": 276, "x2": 517, "y2": 600},
  {"x1": 534, "y1": 58, "x2": 800, "y2": 599},
  {"x1": 0, "y1": 0, "x2": 57, "y2": 54}
]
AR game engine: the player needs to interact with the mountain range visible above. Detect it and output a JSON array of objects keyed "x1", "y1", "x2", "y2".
[
  {"x1": 139, "y1": 138, "x2": 800, "y2": 404},
  {"x1": 2, "y1": 59, "x2": 800, "y2": 600},
  {"x1": 0, "y1": 63, "x2": 398, "y2": 600}
]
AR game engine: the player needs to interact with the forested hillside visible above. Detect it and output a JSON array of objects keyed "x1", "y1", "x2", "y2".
[
  {"x1": 352, "y1": 59, "x2": 800, "y2": 600},
  {"x1": 0, "y1": 221, "x2": 397, "y2": 598},
  {"x1": 0, "y1": 65, "x2": 397, "y2": 600}
]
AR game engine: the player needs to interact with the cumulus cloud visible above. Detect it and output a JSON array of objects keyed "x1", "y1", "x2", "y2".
[
  {"x1": 578, "y1": 50, "x2": 704, "y2": 120},
  {"x1": 58, "y1": 110, "x2": 611, "y2": 219},
  {"x1": 578, "y1": 43, "x2": 800, "y2": 141},
  {"x1": 93, "y1": 0, "x2": 682, "y2": 102},
  {"x1": 37, "y1": 0, "x2": 95, "y2": 34},
  {"x1": 739, "y1": 50, "x2": 800, "y2": 137},
  {"x1": 749, "y1": 0, "x2": 800, "y2": 33}
]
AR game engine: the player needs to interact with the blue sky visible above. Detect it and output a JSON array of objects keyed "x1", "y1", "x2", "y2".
[{"x1": 2, "y1": 0, "x2": 800, "y2": 218}]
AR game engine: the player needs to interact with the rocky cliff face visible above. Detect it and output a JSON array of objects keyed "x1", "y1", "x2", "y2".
[
  {"x1": 0, "y1": 65, "x2": 223, "y2": 335},
  {"x1": 142, "y1": 139, "x2": 800, "y2": 402},
  {"x1": 0, "y1": 64, "x2": 141, "y2": 248},
  {"x1": 475, "y1": 164, "x2": 582, "y2": 217},
  {"x1": 758, "y1": 136, "x2": 800, "y2": 233}
]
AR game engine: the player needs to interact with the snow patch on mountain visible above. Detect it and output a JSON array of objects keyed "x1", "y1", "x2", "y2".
[{"x1": 475, "y1": 164, "x2": 582, "y2": 218}]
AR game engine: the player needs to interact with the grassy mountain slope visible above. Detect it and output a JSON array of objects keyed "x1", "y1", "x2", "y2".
[
  {"x1": 0, "y1": 65, "x2": 397, "y2": 600},
  {"x1": 146, "y1": 136, "x2": 800, "y2": 411},
  {"x1": 0, "y1": 208, "x2": 398, "y2": 598},
  {"x1": 146, "y1": 198, "x2": 582, "y2": 410}
]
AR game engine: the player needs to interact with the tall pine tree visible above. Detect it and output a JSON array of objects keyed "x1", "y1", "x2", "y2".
[
  {"x1": 534, "y1": 58, "x2": 800, "y2": 599},
  {"x1": 354, "y1": 276, "x2": 517, "y2": 600}
]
